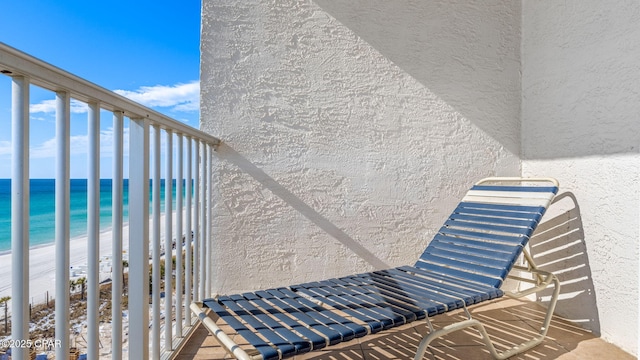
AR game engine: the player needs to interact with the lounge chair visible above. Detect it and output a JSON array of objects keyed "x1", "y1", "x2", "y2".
[{"x1": 191, "y1": 177, "x2": 560, "y2": 360}]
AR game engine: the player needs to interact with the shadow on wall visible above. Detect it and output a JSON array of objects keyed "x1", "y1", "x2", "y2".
[
  {"x1": 528, "y1": 192, "x2": 601, "y2": 335},
  {"x1": 313, "y1": 0, "x2": 639, "y2": 160},
  {"x1": 312, "y1": 0, "x2": 522, "y2": 156},
  {"x1": 520, "y1": 1, "x2": 640, "y2": 160},
  {"x1": 217, "y1": 143, "x2": 390, "y2": 270}
]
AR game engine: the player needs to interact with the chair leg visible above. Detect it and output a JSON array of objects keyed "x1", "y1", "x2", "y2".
[
  {"x1": 413, "y1": 317, "x2": 546, "y2": 360},
  {"x1": 414, "y1": 273, "x2": 560, "y2": 360},
  {"x1": 414, "y1": 318, "x2": 483, "y2": 360}
]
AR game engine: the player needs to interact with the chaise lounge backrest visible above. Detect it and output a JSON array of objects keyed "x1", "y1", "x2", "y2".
[{"x1": 415, "y1": 181, "x2": 558, "y2": 289}]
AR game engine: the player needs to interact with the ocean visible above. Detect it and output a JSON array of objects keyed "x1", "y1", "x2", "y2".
[{"x1": 0, "y1": 179, "x2": 179, "y2": 253}]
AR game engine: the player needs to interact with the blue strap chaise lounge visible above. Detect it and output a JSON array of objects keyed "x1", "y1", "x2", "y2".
[{"x1": 191, "y1": 177, "x2": 561, "y2": 360}]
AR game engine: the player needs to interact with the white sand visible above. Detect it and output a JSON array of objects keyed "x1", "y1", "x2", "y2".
[
  {"x1": 0, "y1": 210, "x2": 182, "y2": 304},
  {"x1": 0, "y1": 222, "x2": 131, "y2": 303},
  {"x1": 0, "y1": 210, "x2": 192, "y2": 360}
]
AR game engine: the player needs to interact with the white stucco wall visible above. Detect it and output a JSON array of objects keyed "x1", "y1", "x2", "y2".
[
  {"x1": 200, "y1": 0, "x2": 522, "y2": 294},
  {"x1": 522, "y1": 0, "x2": 640, "y2": 355}
]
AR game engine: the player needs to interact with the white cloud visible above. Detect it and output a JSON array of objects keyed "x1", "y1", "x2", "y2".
[
  {"x1": 28, "y1": 80, "x2": 200, "y2": 115},
  {"x1": 31, "y1": 134, "x2": 87, "y2": 158},
  {"x1": 29, "y1": 100, "x2": 56, "y2": 114},
  {"x1": 0, "y1": 141, "x2": 11, "y2": 156},
  {"x1": 1, "y1": 125, "x2": 175, "y2": 162},
  {"x1": 99, "y1": 126, "x2": 131, "y2": 156},
  {"x1": 29, "y1": 127, "x2": 131, "y2": 159},
  {"x1": 30, "y1": 99, "x2": 89, "y2": 114},
  {"x1": 114, "y1": 81, "x2": 199, "y2": 112}
]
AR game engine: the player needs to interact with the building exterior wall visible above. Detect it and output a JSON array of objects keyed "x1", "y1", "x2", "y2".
[
  {"x1": 200, "y1": 0, "x2": 522, "y2": 294},
  {"x1": 521, "y1": 0, "x2": 639, "y2": 355}
]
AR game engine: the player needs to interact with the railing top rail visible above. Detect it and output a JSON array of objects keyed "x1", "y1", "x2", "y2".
[{"x1": 0, "y1": 42, "x2": 220, "y2": 145}]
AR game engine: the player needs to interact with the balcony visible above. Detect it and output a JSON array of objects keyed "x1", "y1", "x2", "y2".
[{"x1": 1, "y1": 0, "x2": 639, "y2": 358}]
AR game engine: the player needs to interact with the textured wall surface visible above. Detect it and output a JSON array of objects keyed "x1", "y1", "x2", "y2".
[
  {"x1": 522, "y1": 0, "x2": 639, "y2": 355},
  {"x1": 200, "y1": 0, "x2": 521, "y2": 294}
]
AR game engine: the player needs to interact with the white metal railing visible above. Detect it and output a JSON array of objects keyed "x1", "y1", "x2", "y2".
[{"x1": 0, "y1": 42, "x2": 219, "y2": 360}]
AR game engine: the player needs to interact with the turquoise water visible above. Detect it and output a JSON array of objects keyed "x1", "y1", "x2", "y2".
[{"x1": 0, "y1": 179, "x2": 181, "y2": 253}]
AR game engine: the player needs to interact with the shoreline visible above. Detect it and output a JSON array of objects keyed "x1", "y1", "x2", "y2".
[
  {"x1": 0, "y1": 208, "x2": 186, "y2": 302},
  {"x1": 0, "y1": 222, "x2": 132, "y2": 302},
  {"x1": 0, "y1": 225, "x2": 121, "y2": 257}
]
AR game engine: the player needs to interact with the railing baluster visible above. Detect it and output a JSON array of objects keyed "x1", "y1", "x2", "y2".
[
  {"x1": 185, "y1": 136, "x2": 193, "y2": 325},
  {"x1": 87, "y1": 101, "x2": 101, "y2": 360},
  {"x1": 193, "y1": 140, "x2": 200, "y2": 302},
  {"x1": 164, "y1": 130, "x2": 174, "y2": 351},
  {"x1": 128, "y1": 118, "x2": 150, "y2": 360},
  {"x1": 176, "y1": 134, "x2": 184, "y2": 338},
  {"x1": 206, "y1": 144, "x2": 212, "y2": 298},
  {"x1": 55, "y1": 90, "x2": 71, "y2": 360},
  {"x1": 11, "y1": 75, "x2": 30, "y2": 360},
  {"x1": 152, "y1": 125, "x2": 162, "y2": 360},
  {"x1": 199, "y1": 141, "x2": 206, "y2": 299},
  {"x1": 111, "y1": 111, "x2": 124, "y2": 360}
]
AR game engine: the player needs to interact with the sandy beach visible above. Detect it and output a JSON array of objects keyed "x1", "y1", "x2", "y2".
[
  {"x1": 0, "y1": 223, "x2": 130, "y2": 304},
  {"x1": 0, "y1": 210, "x2": 181, "y2": 304},
  {"x1": 0, "y1": 209, "x2": 192, "y2": 359}
]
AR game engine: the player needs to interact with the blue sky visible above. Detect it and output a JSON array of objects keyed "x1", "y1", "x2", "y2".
[{"x1": 0, "y1": 0, "x2": 201, "y2": 178}]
